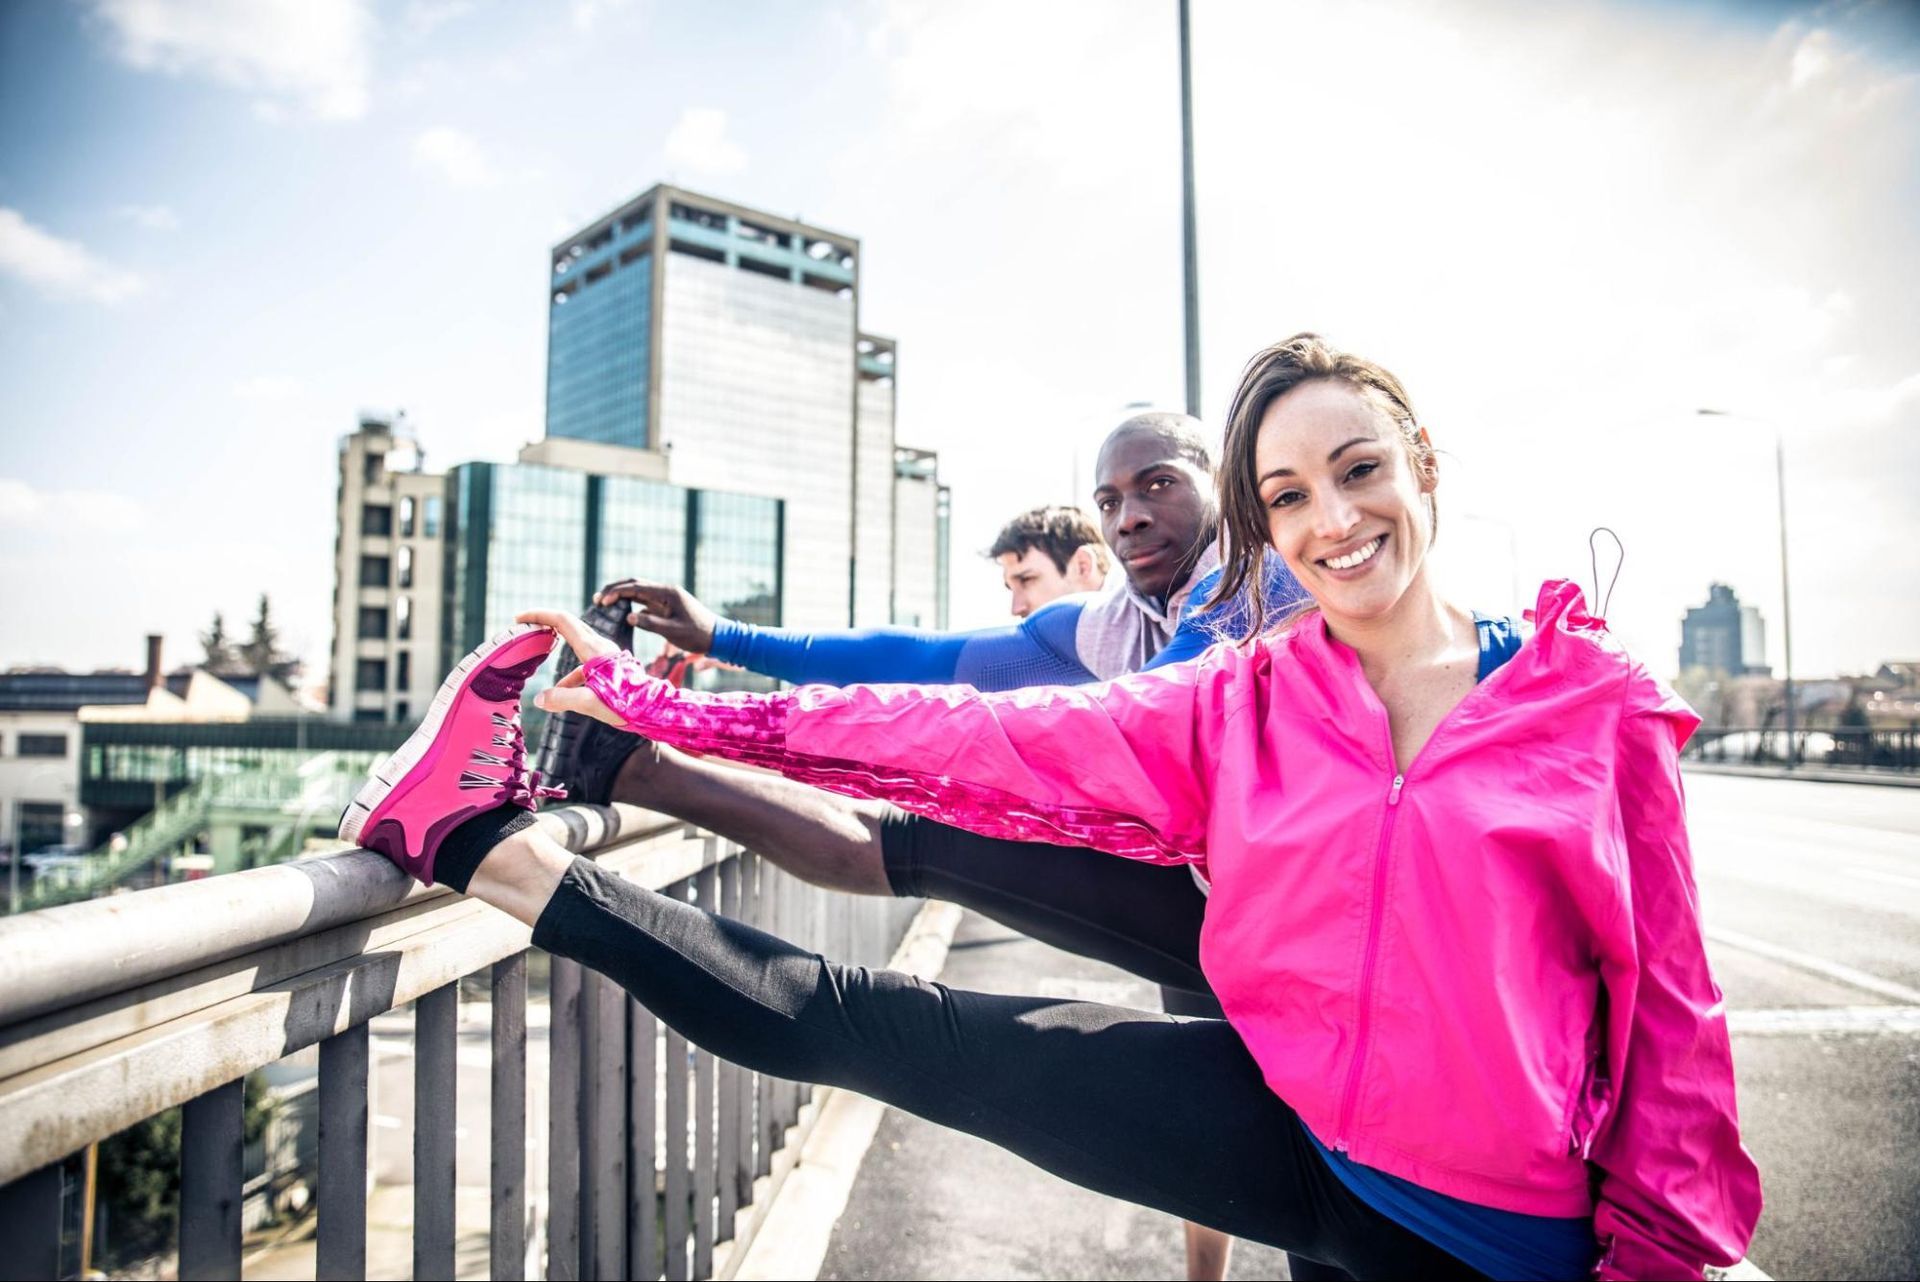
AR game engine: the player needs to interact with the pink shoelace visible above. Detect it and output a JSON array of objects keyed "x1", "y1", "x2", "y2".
[{"x1": 464, "y1": 711, "x2": 567, "y2": 811}]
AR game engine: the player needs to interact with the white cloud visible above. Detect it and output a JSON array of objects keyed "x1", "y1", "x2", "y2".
[
  {"x1": 0, "y1": 208, "x2": 144, "y2": 304},
  {"x1": 0, "y1": 478, "x2": 144, "y2": 534},
  {"x1": 570, "y1": 0, "x2": 635, "y2": 32},
  {"x1": 86, "y1": 0, "x2": 374, "y2": 121},
  {"x1": 403, "y1": 0, "x2": 473, "y2": 38},
  {"x1": 413, "y1": 126, "x2": 501, "y2": 188},
  {"x1": 115, "y1": 203, "x2": 179, "y2": 231},
  {"x1": 664, "y1": 108, "x2": 747, "y2": 177},
  {"x1": 232, "y1": 375, "x2": 305, "y2": 401},
  {"x1": 1790, "y1": 27, "x2": 1834, "y2": 90}
]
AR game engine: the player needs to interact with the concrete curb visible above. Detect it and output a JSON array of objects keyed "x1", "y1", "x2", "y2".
[
  {"x1": 1683, "y1": 761, "x2": 1920, "y2": 788},
  {"x1": 722, "y1": 900, "x2": 965, "y2": 1282}
]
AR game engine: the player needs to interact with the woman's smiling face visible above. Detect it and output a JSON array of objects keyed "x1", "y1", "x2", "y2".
[{"x1": 1254, "y1": 378, "x2": 1436, "y2": 627}]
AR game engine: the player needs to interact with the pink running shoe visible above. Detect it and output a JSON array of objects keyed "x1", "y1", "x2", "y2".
[{"x1": 339, "y1": 624, "x2": 565, "y2": 883}]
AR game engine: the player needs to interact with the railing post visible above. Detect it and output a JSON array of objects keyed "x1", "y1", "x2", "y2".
[
  {"x1": 414, "y1": 983, "x2": 459, "y2": 1281},
  {"x1": 693, "y1": 860, "x2": 719, "y2": 1278},
  {"x1": 491, "y1": 953, "x2": 528, "y2": 1281},
  {"x1": 179, "y1": 1077, "x2": 245, "y2": 1281},
  {"x1": 547, "y1": 956, "x2": 583, "y2": 1282},
  {"x1": 584, "y1": 967, "x2": 628, "y2": 1279},
  {"x1": 317, "y1": 1023, "x2": 370, "y2": 1281},
  {"x1": 664, "y1": 878, "x2": 692, "y2": 1279},
  {"x1": 716, "y1": 852, "x2": 743, "y2": 1240},
  {"x1": 0, "y1": 1161, "x2": 64, "y2": 1280},
  {"x1": 629, "y1": 995, "x2": 660, "y2": 1282},
  {"x1": 752, "y1": 858, "x2": 777, "y2": 1184}
]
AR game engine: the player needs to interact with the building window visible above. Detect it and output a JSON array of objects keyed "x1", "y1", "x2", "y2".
[
  {"x1": 361, "y1": 505, "x2": 393, "y2": 537},
  {"x1": 737, "y1": 255, "x2": 788, "y2": 281},
  {"x1": 355, "y1": 658, "x2": 387, "y2": 692},
  {"x1": 670, "y1": 202, "x2": 725, "y2": 231},
  {"x1": 17, "y1": 802, "x2": 65, "y2": 855},
  {"x1": 423, "y1": 495, "x2": 442, "y2": 538},
  {"x1": 669, "y1": 238, "x2": 725, "y2": 264},
  {"x1": 694, "y1": 491, "x2": 781, "y2": 628},
  {"x1": 397, "y1": 545, "x2": 414, "y2": 589},
  {"x1": 394, "y1": 700, "x2": 410, "y2": 723},
  {"x1": 359, "y1": 555, "x2": 390, "y2": 588},
  {"x1": 395, "y1": 651, "x2": 412, "y2": 688},
  {"x1": 363, "y1": 451, "x2": 383, "y2": 485},
  {"x1": 357, "y1": 607, "x2": 389, "y2": 640},
  {"x1": 17, "y1": 733, "x2": 68, "y2": 758},
  {"x1": 399, "y1": 496, "x2": 417, "y2": 538},
  {"x1": 352, "y1": 708, "x2": 385, "y2": 723},
  {"x1": 395, "y1": 595, "x2": 412, "y2": 641}
]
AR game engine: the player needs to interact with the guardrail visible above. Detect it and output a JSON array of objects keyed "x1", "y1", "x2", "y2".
[
  {"x1": 1684, "y1": 724, "x2": 1920, "y2": 773},
  {"x1": 0, "y1": 803, "x2": 920, "y2": 1280}
]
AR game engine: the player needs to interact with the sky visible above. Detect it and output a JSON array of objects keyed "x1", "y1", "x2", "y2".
[{"x1": 2, "y1": 0, "x2": 1917, "y2": 686}]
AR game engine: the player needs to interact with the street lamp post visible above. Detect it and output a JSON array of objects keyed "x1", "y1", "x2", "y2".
[
  {"x1": 1697, "y1": 409, "x2": 1795, "y2": 768},
  {"x1": 1178, "y1": 0, "x2": 1201, "y2": 418}
]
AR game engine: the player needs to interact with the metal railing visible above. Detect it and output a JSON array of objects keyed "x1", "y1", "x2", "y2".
[
  {"x1": 1684, "y1": 724, "x2": 1920, "y2": 773},
  {"x1": 0, "y1": 803, "x2": 921, "y2": 1280}
]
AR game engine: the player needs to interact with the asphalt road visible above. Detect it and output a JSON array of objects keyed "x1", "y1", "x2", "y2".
[
  {"x1": 823, "y1": 772, "x2": 1920, "y2": 1281},
  {"x1": 1684, "y1": 773, "x2": 1920, "y2": 1281}
]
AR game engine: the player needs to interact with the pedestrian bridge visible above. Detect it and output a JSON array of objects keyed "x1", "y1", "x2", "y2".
[{"x1": 0, "y1": 804, "x2": 920, "y2": 1281}]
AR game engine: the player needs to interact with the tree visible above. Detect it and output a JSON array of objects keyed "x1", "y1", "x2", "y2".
[
  {"x1": 198, "y1": 612, "x2": 240, "y2": 675},
  {"x1": 241, "y1": 593, "x2": 304, "y2": 685}
]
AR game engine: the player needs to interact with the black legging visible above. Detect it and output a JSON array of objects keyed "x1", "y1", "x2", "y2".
[
  {"x1": 532, "y1": 857, "x2": 1487, "y2": 1280},
  {"x1": 880, "y1": 809, "x2": 1229, "y2": 1017}
]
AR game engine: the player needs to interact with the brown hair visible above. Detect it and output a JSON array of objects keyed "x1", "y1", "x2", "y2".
[
  {"x1": 987, "y1": 504, "x2": 1111, "y2": 576},
  {"x1": 1207, "y1": 333, "x2": 1436, "y2": 636}
]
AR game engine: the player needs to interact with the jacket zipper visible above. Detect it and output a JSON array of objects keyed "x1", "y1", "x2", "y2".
[{"x1": 1335, "y1": 770, "x2": 1404, "y2": 1150}]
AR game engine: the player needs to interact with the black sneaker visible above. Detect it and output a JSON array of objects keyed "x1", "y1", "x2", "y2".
[{"x1": 532, "y1": 598, "x2": 650, "y2": 804}]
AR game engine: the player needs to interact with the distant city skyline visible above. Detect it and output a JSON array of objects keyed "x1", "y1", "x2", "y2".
[{"x1": 2, "y1": 0, "x2": 1917, "y2": 682}]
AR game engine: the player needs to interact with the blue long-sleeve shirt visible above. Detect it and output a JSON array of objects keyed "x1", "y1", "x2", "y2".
[{"x1": 708, "y1": 555, "x2": 1306, "y2": 693}]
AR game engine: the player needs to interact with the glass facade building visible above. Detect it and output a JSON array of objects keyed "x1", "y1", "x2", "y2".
[
  {"x1": 547, "y1": 214, "x2": 655, "y2": 448},
  {"x1": 447, "y1": 460, "x2": 783, "y2": 702},
  {"x1": 657, "y1": 251, "x2": 855, "y2": 630},
  {"x1": 545, "y1": 186, "x2": 869, "y2": 632}
]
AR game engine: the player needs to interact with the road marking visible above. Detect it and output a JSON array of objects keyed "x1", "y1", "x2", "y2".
[
  {"x1": 1728, "y1": 1005, "x2": 1920, "y2": 1036},
  {"x1": 1706, "y1": 927, "x2": 1920, "y2": 1005},
  {"x1": 1844, "y1": 867, "x2": 1920, "y2": 891}
]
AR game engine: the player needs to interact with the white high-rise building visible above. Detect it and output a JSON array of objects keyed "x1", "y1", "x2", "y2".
[
  {"x1": 545, "y1": 184, "x2": 937, "y2": 633},
  {"x1": 328, "y1": 416, "x2": 447, "y2": 722}
]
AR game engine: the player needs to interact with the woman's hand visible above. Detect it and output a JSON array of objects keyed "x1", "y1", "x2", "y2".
[{"x1": 515, "y1": 609, "x2": 629, "y2": 727}]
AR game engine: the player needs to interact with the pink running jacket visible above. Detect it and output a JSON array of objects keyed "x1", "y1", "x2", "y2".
[{"x1": 581, "y1": 580, "x2": 1762, "y2": 1280}]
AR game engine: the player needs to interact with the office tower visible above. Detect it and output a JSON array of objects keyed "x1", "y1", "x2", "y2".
[
  {"x1": 329, "y1": 416, "x2": 448, "y2": 722},
  {"x1": 892, "y1": 446, "x2": 950, "y2": 630},
  {"x1": 546, "y1": 185, "x2": 882, "y2": 631},
  {"x1": 854, "y1": 334, "x2": 898, "y2": 626},
  {"x1": 1679, "y1": 582, "x2": 1769, "y2": 677}
]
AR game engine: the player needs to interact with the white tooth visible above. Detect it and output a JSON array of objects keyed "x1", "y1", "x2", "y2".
[{"x1": 1328, "y1": 537, "x2": 1381, "y2": 569}]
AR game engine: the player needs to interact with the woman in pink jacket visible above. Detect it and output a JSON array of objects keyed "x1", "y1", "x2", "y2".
[{"x1": 344, "y1": 334, "x2": 1762, "y2": 1280}]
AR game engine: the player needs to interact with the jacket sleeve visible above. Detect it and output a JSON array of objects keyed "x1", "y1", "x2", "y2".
[
  {"x1": 1590, "y1": 678, "x2": 1763, "y2": 1280},
  {"x1": 579, "y1": 647, "x2": 1243, "y2": 864},
  {"x1": 708, "y1": 617, "x2": 971, "y2": 686}
]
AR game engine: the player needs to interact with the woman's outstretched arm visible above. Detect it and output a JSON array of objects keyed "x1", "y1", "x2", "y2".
[{"x1": 522, "y1": 609, "x2": 1244, "y2": 867}]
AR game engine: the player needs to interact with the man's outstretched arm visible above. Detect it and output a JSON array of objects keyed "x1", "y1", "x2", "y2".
[{"x1": 597, "y1": 578, "x2": 1096, "y2": 691}]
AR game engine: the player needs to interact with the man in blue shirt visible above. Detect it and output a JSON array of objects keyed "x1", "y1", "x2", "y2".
[
  {"x1": 539, "y1": 411, "x2": 1309, "y2": 1282},
  {"x1": 585, "y1": 412, "x2": 1286, "y2": 690}
]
